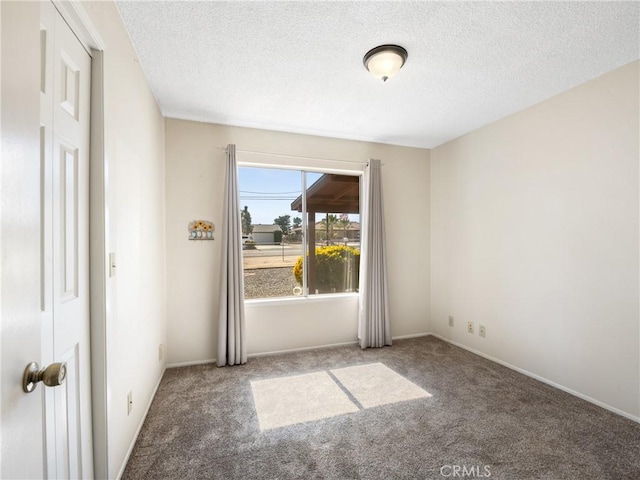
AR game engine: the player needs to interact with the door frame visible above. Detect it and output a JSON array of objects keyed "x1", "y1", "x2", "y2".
[{"x1": 50, "y1": 1, "x2": 109, "y2": 478}]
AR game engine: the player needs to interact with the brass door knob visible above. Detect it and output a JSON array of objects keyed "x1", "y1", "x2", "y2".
[{"x1": 23, "y1": 362, "x2": 67, "y2": 393}]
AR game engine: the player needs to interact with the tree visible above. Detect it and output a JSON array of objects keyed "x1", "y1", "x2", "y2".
[
  {"x1": 293, "y1": 216, "x2": 302, "y2": 229},
  {"x1": 274, "y1": 214, "x2": 291, "y2": 235},
  {"x1": 321, "y1": 214, "x2": 338, "y2": 245},
  {"x1": 338, "y1": 213, "x2": 350, "y2": 240},
  {"x1": 241, "y1": 206, "x2": 253, "y2": 234}
]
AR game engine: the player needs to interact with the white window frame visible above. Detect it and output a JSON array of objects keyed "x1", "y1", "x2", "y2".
[{"x1": 238, "y1": 153, "x2": 364, "y2": 305}]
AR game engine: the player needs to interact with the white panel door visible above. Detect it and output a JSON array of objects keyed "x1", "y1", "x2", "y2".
[{"x1": 40, "y1": 2, "x2": 93, "y2": 478}]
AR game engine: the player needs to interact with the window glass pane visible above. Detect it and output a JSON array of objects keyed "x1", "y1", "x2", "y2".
[
  {"x1": 239, "y1": 167, "x2": 303, "y2": 299},
  {"x1": 239, "y1": 166, "x2": 360, "y2": 300},
  {"x1": 303, "y1": 173, "x2": 360, "y2": 295}
]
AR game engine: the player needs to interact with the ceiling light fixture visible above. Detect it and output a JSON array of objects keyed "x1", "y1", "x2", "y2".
[{"x1": 363, "y1": 44, "x2": 408, "y2": 82}]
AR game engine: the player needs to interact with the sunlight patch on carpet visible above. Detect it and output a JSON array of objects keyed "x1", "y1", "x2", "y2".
[
  {"x1": 331, "y1": 363, "x2": 432, "y2": 408},
  {"x1": 251, "y1": 371, "x2": 359, "y2": 431}
]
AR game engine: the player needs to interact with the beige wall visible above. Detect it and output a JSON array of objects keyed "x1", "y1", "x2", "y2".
[
  {"x1": 81, "y1": 2, "x2": 167, "y2": 477},
  {"x1": 165, "y1": 119, "x2": 431, "y2": 365},
  {"x1": 430, "y1": 61, "x2": 640, "y2": 419}
]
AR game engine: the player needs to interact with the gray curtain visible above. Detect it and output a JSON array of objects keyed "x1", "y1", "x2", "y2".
[
  {"x1": 217, "y1": 144, "x2": 247, "y2": 366},
  {"x1": 358, "y1": 159, "x2": 391, "y2": 349}
]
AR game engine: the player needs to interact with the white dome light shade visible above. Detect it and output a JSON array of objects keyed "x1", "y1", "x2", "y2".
[{"x1": 363, "y1": 45, "x2": 408, "y2": 82}]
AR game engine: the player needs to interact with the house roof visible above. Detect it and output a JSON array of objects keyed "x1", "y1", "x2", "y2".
[
  {"x1": 291, "y1": 174, "x2": 359, "y2": 214},
  {"x1": 292, "y1": 221, "x2": 360, "y2": 233},
  {"x1": 252, "y1": 224, "x2": 281, "y2": 233}
]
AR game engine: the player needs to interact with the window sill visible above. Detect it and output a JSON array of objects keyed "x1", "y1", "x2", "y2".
[{"x1": 244, "y1": 292, "x2": 359, "y2": 308}]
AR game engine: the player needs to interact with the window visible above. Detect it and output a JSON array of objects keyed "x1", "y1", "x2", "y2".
[{"x1": 239, "y1": 166, "x2": 361, "y2": 300}]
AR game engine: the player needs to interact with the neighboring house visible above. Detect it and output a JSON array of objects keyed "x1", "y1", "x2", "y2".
[
  {"x1": 326, "y1": 221, "x2": 360, "y2": 241},
  {"x1": 291, "y1": 221, "x2": 360, "y2": 242},
  {"x1": 251, "y1": 224, "x2": 282, "y2": 244}
]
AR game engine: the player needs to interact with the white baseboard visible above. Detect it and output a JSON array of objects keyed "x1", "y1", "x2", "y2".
[
  {"x1": 116, "y1": 367, "x2": 166, "y2": 480},
  {"x1": 168, "y1": 334, "x2": 431, "y2": 367},
  {"x1": 248, "y1": 333, "x2": 430, "y2": 358},
  {"x1": 168, "y1": 342, "x2": 360, "y2": 367},
  {"x1": 427, "y1": 332, "x2": 640, "y2": 424},
  {"x1": 167, "y1": 358, "x2": 216, "y2": 368},
  {"x1": 248, "y1": 340, "x2": 359, "y2": 358},
  {"x1": 392, "y1": 332, "x2": 430, "y2": 340}
]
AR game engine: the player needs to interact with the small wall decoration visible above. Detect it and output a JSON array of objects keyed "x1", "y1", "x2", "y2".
[{"x1": 189, "y1": 220, "x2": 215, "y2": 240}]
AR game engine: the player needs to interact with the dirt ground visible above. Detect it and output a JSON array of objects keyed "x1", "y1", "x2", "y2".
[
  {"x1": 243, "y1": 255, "x2": 300, "y2": 269},
  {"x1": 244, "y1": 267, "x2": 298, "y2": 299}
]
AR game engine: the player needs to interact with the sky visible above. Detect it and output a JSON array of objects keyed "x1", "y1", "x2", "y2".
[
  {"x1": 238, "y1": 167, "x2": 308, "y2": 225},
  {"x1": 238, "y1": 167, "x2": 357, "y2": 226}
]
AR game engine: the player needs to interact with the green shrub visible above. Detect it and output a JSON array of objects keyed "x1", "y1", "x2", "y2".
[
  {"x1": 244, "y1": 241, "x2": 257, "y2": 250},
  {"x1": 293, "y1": 245, "x2": 360, "y2": 293}
]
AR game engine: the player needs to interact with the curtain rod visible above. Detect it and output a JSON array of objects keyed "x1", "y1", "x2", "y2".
[{"x1": 217, "y1": 146, "x2": 370, "y2": 166}]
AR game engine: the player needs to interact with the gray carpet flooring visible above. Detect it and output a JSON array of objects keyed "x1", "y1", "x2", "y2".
[{"x1": 122, "y1": 336, "x2": 640, "y2": 480}]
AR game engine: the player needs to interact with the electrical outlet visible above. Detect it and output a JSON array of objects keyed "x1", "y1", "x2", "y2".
[
  {"x1": 127, "y1": 391, "x2": 133, "y2": 415},
  {"x1": 467, "y1": 321, "x2": 474, "y2": 334},
  {"x1": 159, "y1": 343, "x2": 165, "y2": 361},
  {"x1": 479, "y1": 325, "x2": 486, "y2": 338},
  {"x1": 448, "y1": 315, "x2": 454, "y2": 327}
]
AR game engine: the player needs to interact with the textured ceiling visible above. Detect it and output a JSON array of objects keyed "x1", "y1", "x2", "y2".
[{"x1": 115, "y1": 1, "x2": 639, "y2": 149}]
